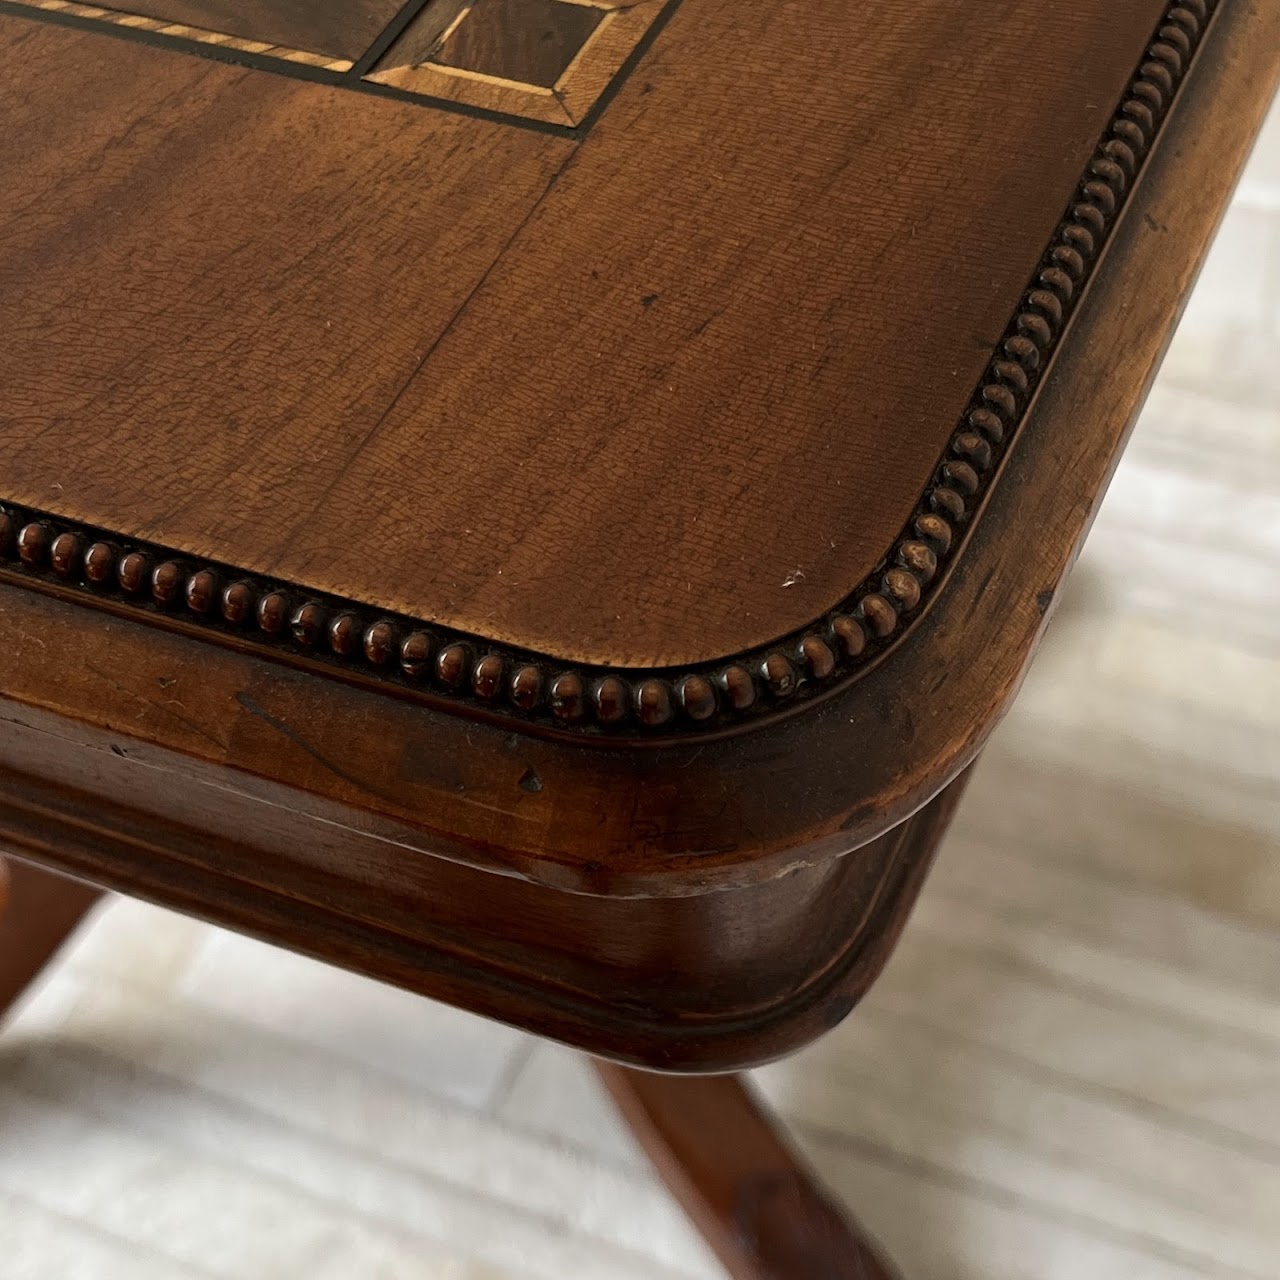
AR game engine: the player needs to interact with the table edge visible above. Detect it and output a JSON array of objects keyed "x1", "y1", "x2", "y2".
[{"x1": 0, "y1": 0, "x2": 1227, "y2": 742}]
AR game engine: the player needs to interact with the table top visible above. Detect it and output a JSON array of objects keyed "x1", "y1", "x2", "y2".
[
  {"x1": 0, "y1": 0, "x2": 1275, "y2": 1064},
  {"x1": 0, "y1": 0, "x2": 1275, "y2": 871},
  {"x1": 0, "y1": 0, "x2": 1237, "y2": 723}
]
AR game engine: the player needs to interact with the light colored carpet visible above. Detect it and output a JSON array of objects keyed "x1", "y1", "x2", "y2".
[{"x1": 3, "y1": 99, "x2": 1278, "y2": 1280}]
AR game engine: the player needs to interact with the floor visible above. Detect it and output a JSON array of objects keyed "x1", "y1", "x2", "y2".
[{"x1": 3, "y1": 104, "x2": 1279, "y2": 1280}]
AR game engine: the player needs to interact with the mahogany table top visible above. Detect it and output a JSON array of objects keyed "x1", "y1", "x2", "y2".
[
  {"x1": 0, "y1": 0, "x2": 1275, "y2": 1064},
  {"x1": 4, "y1": 0, "x2": 1264, "y2": 709}
]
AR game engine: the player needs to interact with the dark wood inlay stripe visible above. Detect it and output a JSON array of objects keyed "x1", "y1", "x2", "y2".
[{"x1": 122, "y1": 0, "x2": 408, "y2": 60}]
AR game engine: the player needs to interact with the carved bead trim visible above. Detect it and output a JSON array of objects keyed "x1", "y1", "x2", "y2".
[{"x1": 0, "y1": 0, "x2": 1217, "y2": 737}]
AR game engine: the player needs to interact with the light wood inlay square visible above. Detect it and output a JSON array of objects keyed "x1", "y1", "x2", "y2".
[
  {"x1": 368, "y1": 0, "x2": 670, "y2": 126},
  {"x1": 1, "y1": 0, "x2": 675, "y2": 126}
]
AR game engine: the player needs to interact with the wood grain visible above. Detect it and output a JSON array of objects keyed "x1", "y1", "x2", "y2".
[
  {"x1": 0, "y1": 0, "x2": 361, "y2": 69},
  {"x1": 0, "y1": 0, "x2": 1271, "y2": 1060},
  {"x1": 597, "y1": 1066, "x2": 899, "y2": 1278},
  {"x1": 0, "y1": 16, "x2": 573, "y2": 598},
  {"x1": 0, "y1": 6, "x2": 1274, "y2": 1274},
  {"x1": 0, "y1": 0, "x2": 1172, "y2": 670},
  {"x1": 330, "y1": 0, "x2": 1171, "y2": 668},
  {"x1": 0, "y1": 725, "x2": 970, "y2": 1069},
  {"x1": 0, "y1": 0, "x2": 1267, "y2": 886},
  {"x1": 368, "y1": 0, "x2": 666, "y2": 123},
  {"x1": 117, "y1": 0, "x2": 407, "y2": 60},
  {"x1": 0, "y1": 856, "x2": 101, "y2": 1022},
  {"x1": 434, "y1": 0, "x2": 603, "y2": 88},
  {"x1": 6, "y1": 90, "x2": 1280, "y2": 1278}
]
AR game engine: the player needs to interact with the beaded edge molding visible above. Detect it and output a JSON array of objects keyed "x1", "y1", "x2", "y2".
[{"x1": 0, "y1": 0, "x2": 1217, "y2": 738}]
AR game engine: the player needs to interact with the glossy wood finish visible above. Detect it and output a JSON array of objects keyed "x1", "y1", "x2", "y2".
[
  {"x1": 0, "y1": 0, "x2": 1181, "y2": 675},
  {"x1": 0, "y1": 1, "x2": 1262, "y2": 742},
  {"x1": 0, "y1": 0, "x2": 1271, "y2": 1067},
  {"x1": 0, "y1": 17, "x2": 573, "y2": 575},
  {"x1": 0, "y1": 857, "x2": 101, "y2": 1022},
  {"x1": 597, "y1": 1065, "x2": 899, "y2": 1279},
  {"x1": 0, "y1": 731, "x2": 970, "y2": 1070},
  {"x1": 3, "y1": 0, "x2": 675, "y2": 122},
  {"x1": 112, "y1": 0, "x2": 406, "y2": 59},
  {"x1": 337, "y1": 0, "x2": 1179, "y2": 669},
  {"x1": 1, "y1": 6, "x2": 1274, "y2": 1274}
]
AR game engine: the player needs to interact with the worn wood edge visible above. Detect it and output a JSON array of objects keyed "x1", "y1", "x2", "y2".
[
  {"x1": 820, "y1": 0, "x2": 1280, "y2": 839},
  {"x1": 0, "y1": 0, "x2": 1271, "y2": 901},
  {"x1": 0, "y1": 0, "x2": 1230, "y2": 741},
  {"x1": 0, "y1": 762, "x2": 963, "y2": 1069}
]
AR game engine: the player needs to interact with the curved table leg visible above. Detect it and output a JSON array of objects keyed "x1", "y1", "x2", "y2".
[
  {"x1": 0, "y1": 856, "x2": 103, "y2": 1023},
  {"x1": 596, "y1": 1063, "x2": 900, "y2": 1280}
]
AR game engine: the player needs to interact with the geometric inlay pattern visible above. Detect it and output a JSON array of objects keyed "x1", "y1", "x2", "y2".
[
  {"x1": 1, "y1": 0, "x2": 675, "y2": 126},
  {"x1": 0, "y1": 0, "x2": 1223, "y2": 736},
  {"x1": 369, "y1": 0, "x2": 669, "y2": 125}
]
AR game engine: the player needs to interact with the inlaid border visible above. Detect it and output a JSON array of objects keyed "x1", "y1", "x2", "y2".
[
  {"x1": 3, "y1": 0, "x2": 352, "y2": 69},
  {"x1": 0, "y1": 0, "x2": 1221, "y2": 737},
  {"x1": 0, "y1": 0, "x2": 681, "y2": 132},
  {"x1": 368, "y1": 0, "x2": 669, "y2": 127}
]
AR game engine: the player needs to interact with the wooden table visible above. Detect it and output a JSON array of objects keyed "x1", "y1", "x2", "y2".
[{"x1": 1, "y1": 0, "x2": 1275, "y2": 1274}]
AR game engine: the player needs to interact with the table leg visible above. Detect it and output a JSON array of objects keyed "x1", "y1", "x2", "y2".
[
  {"x1": 596, "y1": 1063, "x2": 900, "y2": 1280},
  {"x1": 0, "y1": 855, "x2": 103, "y2": 1022}
]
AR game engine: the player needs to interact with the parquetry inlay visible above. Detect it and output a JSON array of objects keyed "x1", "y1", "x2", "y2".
[{"x1": 2, "y1": 0, "x2": 674, "y2": 125}]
